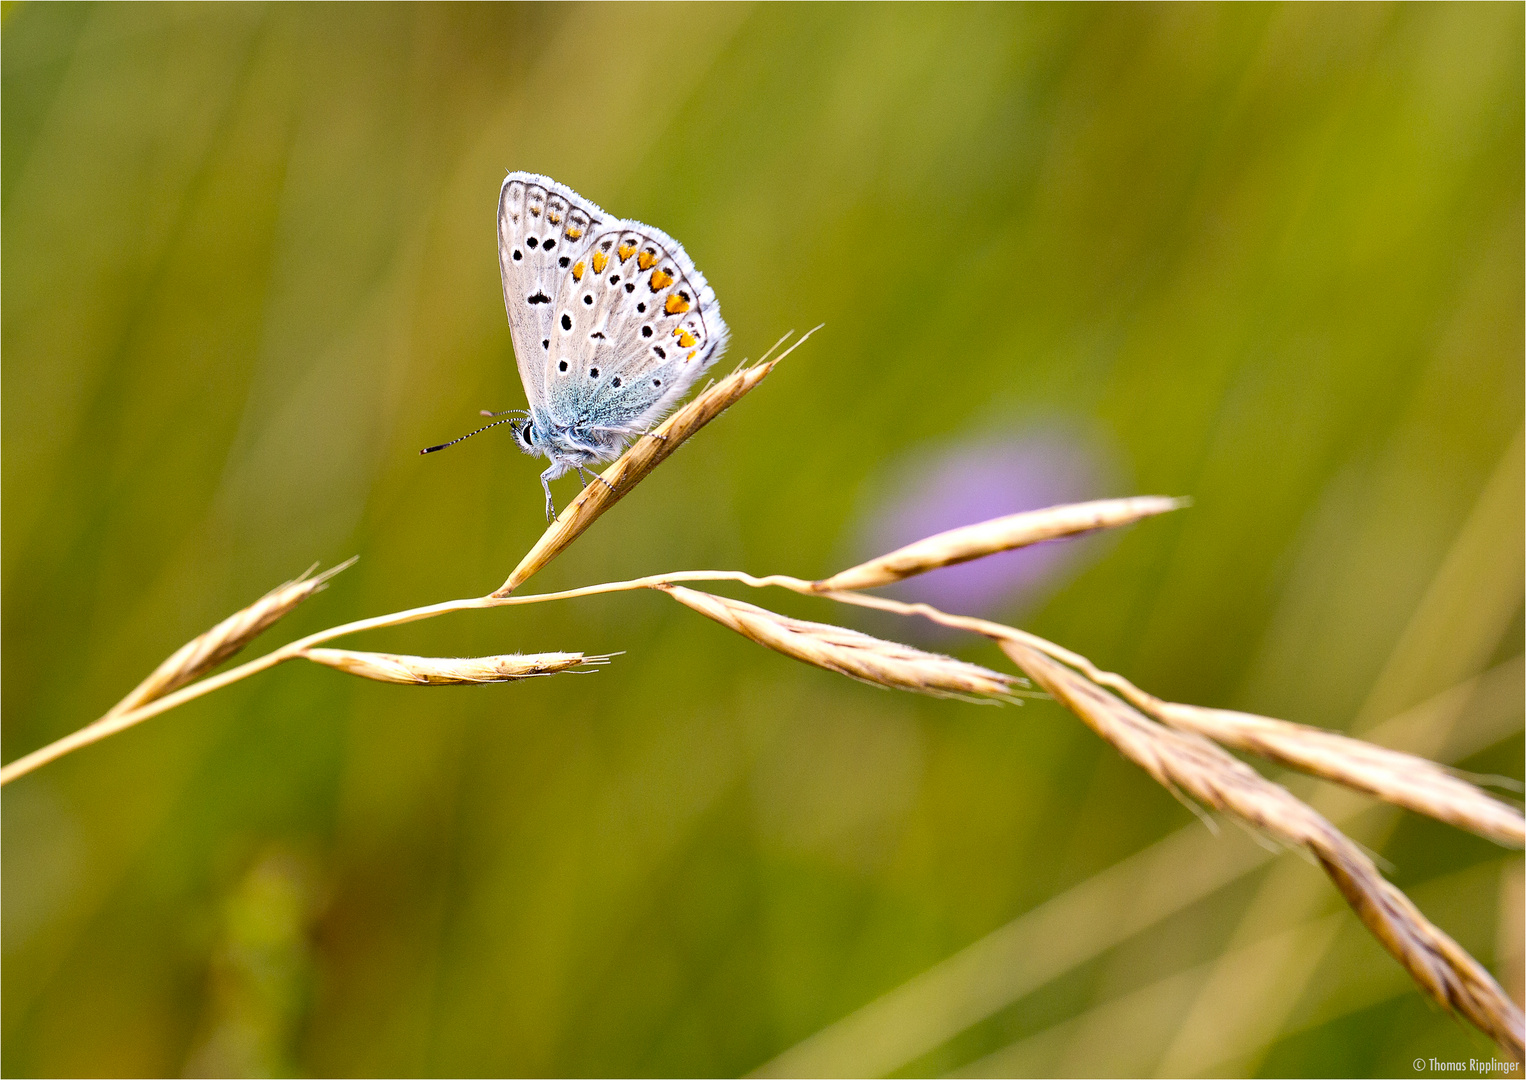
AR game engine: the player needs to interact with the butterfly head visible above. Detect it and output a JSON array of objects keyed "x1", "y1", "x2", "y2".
[{"x1": 511, "y1": 418, "x2": 540, "y2": 455}]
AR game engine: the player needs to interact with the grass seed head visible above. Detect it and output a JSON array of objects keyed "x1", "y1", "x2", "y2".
[
  {"x1": 302, "y1": 648, "x2": 609, "y2": 685},
  {"x1": 815, "y1": 496, "x2": 1187, "y2": 592},
  {"x1": 662, "y1": 585, "x2": 1024, "y2": 702},
  {"x1": 107, "y1": 559, "x2": 357, "y2": 717}
]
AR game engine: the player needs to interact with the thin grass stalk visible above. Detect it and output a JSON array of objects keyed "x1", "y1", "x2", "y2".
[
  {"x1": 19, "y1": 557, "x2": 1513, "y2": 848},
  {"x1": 1002, "y1": 640, "x2": 1525, "y2": 1062}
]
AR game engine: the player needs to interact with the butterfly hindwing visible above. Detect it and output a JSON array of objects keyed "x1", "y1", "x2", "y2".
[{"x1": 544, "y1": 221, "x2": 727, "y2": 434}]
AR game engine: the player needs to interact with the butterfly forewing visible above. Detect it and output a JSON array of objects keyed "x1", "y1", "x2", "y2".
[{"x1": 497, "y1": 173, "x2": 606, "y2": 412}]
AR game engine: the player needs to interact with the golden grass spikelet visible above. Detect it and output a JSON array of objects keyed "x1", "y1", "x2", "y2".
[
  {"x1": 108, "y1": 559, "x2": 357, "y2": 718},
  {"x1": 495, "y1": 329, "x2": 818, "y2": 597},
  {"x1": 302, "y1": 649, "x2": 609, "y2": 685},
  {"x1": 1002, "y1": 640, "x2": 1526, "y2": 1062},
  {"x1": 813, "y1": 496, "x2": 1187, "y2": 592},
  {"x1": 1141, "y1": 699, "x2": 1525, "y2": 848},
  {"x1": 661, "y1": 585, "x2": 1025, "y2": 702}
]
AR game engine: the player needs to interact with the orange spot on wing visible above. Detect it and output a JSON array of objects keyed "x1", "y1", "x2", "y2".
[
  {"x1": 637, "y1": 250, "x2": 656, "y2": 271},
  {"x1": 566, "y1": 225, "x2": 583, "y2": 240},
  {"x1": 664, "y1": 294, "x2": 691, "y2": 315},
  {"x1": 572, "y1": 261, "x2": 585, "y2": 281},
  {"x1": 674, "y1": 329, "x2": 697, "y2": 347},
  {"x1": 548, "y1": 211, "x2": 562, "y2": 225},
  {"x1": 618, "y1": 242, "x2": 636, "y2": 263},
  {"x1": 591, "y1": 250, "x2": 609, "y2": 274},
  {"x1": 649, "y1": 269, "x2": 673, "y2": 291}
]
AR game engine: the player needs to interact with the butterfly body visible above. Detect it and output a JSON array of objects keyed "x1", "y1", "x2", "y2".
[{"x1": 495, "y1": 172, "x2": 728, "y2": 517}]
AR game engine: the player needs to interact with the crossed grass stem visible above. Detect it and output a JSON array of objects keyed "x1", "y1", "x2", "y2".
[{"x1": 2, "y1": 329, "x2": 1521, "y2": 1060}]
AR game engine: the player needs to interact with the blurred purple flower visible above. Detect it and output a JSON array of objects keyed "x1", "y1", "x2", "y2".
[{"x1": 857, "y1": 432, "x2": 1111, "y2": 617}]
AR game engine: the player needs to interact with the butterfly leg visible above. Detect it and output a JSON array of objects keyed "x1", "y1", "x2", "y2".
[
  {"x1": 539, "y1": 465, "x2": 560, "y2": 521},
  {"x1": 575, "y1": 465, "x2": 616, "y2": 493}
]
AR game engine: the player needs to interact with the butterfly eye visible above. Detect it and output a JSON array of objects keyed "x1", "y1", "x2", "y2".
[{"x1": 520, "y1": 423, "x2": 535, "y2": 446}]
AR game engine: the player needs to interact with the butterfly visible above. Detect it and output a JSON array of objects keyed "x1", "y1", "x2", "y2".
[{"x1": 423, "y1": 172, "x2": 728, "y2": 519}]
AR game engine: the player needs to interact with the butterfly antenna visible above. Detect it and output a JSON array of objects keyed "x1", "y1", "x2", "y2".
[{"x1": 420, "y1": 416, "x2": 518, "y2": 455}]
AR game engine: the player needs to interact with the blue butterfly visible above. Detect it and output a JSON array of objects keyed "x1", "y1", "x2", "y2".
[{"x1": 425, "y1": 173, "x2": 728, "y2": 519}]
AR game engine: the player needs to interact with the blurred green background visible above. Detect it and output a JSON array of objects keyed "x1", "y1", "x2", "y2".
[{"x1": 3, "y1": 3, "x2": 1522, "y2": 1076}]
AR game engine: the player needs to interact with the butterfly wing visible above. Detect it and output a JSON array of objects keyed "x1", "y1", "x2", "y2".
[
  {"x1": 544, "y1": 221, "x2": 727, "y2": 436},
  {"x1": 497, "y1": 172, "x2": 607, "y2": 413}
]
